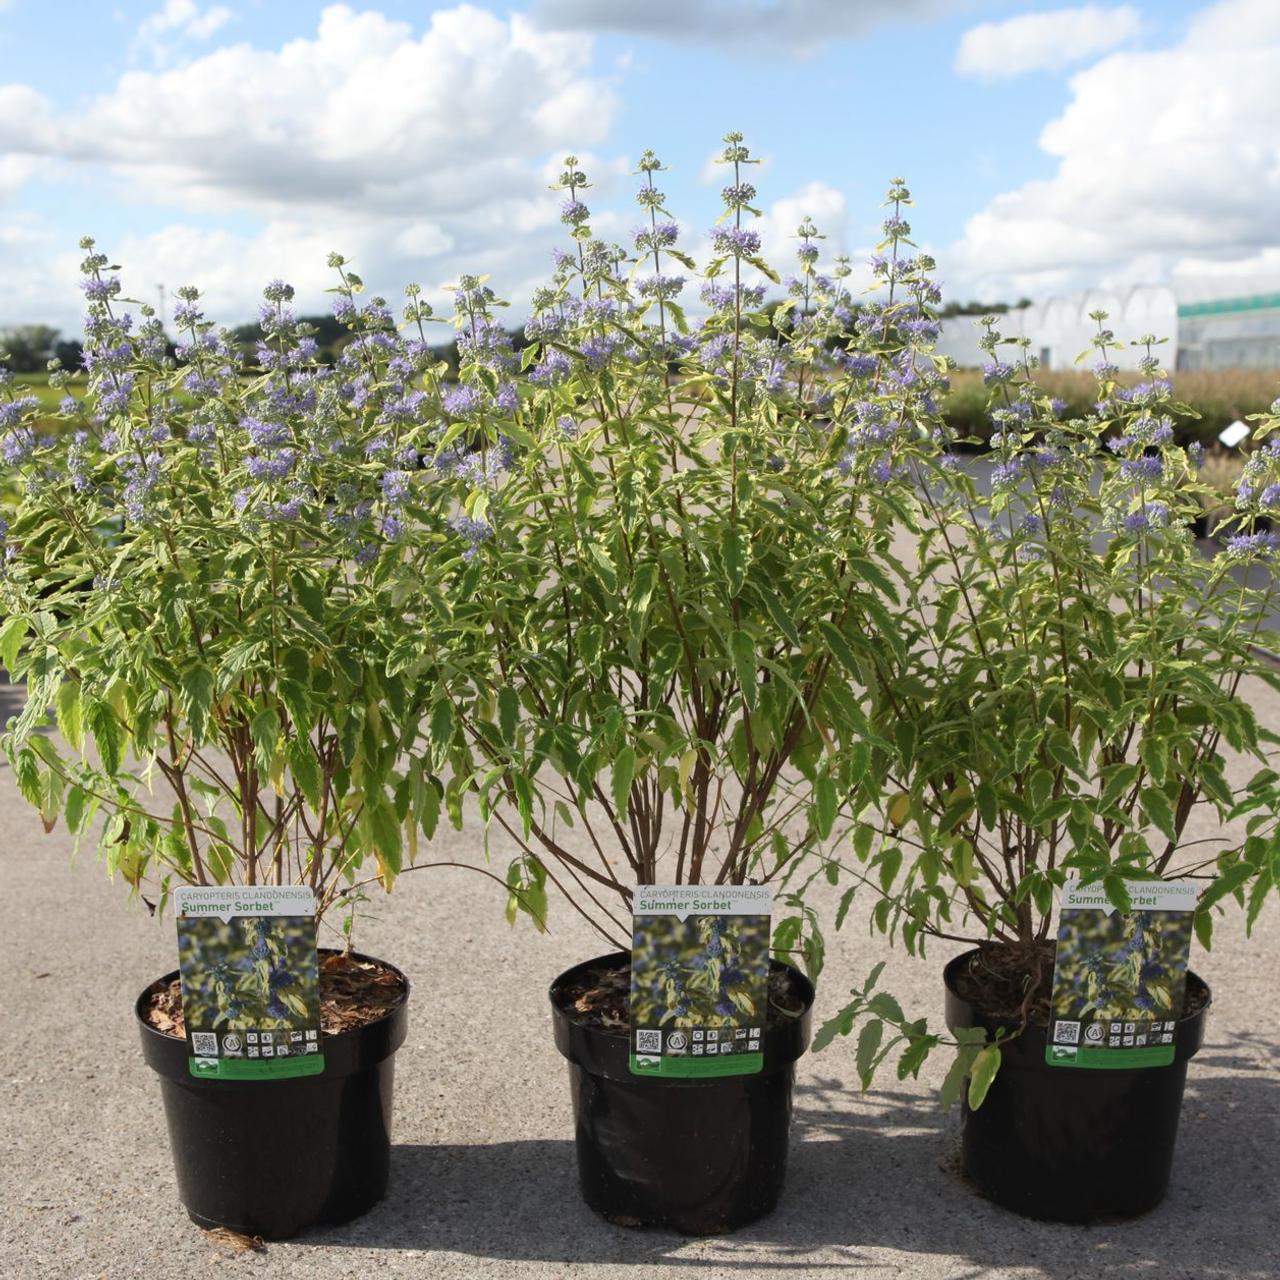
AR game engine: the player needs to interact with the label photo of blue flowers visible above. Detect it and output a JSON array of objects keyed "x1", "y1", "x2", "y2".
[{"x1": 174, "y1": 889, "x2": 324, "y2": 1081}]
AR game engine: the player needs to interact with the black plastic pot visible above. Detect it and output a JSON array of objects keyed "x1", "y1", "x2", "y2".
[
  {"x1": 944, "y1": 949, "x2": 1209, "y2": 1222},
  {"x1": 136, "y1": 949, "x2": 409, "y2": 1240},
  {"x1": 550, "y1": 951, "x2": 815, "y2": 1235}
]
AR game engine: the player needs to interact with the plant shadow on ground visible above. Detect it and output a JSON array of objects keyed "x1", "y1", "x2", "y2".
[{"x1": 304, "y1": 1031, "x2": 1279, "y2": 1276}]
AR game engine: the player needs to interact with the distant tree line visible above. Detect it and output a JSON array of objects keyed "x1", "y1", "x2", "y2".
[
  {"x1": 939, "y1": 298, "x2": 1033, "y2": 318},
  {"x1": 0, "y1": 324, "x2": 85, "y2": 374}
]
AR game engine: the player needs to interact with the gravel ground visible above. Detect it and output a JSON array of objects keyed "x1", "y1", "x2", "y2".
[{"x1": 1, "y1": 677, "x2": 1278, "y2": 1280}]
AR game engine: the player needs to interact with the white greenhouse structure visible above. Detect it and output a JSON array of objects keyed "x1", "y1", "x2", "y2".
[{"x1": 937, "y1": 286, "x2": 1280, "y2": 372}]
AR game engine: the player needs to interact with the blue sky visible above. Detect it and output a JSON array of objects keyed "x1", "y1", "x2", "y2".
[{"x1": 0, "y1": 0, "x2": 1275, "y2": 334}]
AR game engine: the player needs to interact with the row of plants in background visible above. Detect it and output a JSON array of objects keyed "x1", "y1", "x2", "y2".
[
  {"x1": 942, "y1": 366, "x2": 1280, "y2": 448},
  {"x1": 3, "y1": 132, "x2": 1279, "y2": 1238}
]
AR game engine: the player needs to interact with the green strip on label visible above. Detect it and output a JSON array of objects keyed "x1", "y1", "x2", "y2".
[
  {"x1": 190, "y1": 1054, "x2": 325, "y2": 1080},
  {"x1": 1046, "y1": 1044, "x2": 1175, "y2": 1070},
  {"x1": 631, "y1": 1051, "x2": 764, "y2": 1078}
]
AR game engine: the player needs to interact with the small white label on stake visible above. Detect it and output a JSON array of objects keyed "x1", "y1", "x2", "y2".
[{"x1": 1219, "y1": 420, "x2": 1250, "y2": 448}]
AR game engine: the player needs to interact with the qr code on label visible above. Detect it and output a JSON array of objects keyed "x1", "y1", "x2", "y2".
[
  {"x1": 635, "y1": 1030, "x2": 662, "y2": 1053},
  {"x1": 1053, "y1": 1020, "x2": 1081, "y2": 1046},
  {"x1": 191, "y1": 1032, "x2": 219, "y2": 1057}
]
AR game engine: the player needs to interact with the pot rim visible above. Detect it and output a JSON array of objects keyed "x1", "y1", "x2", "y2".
[
  {"x1": 547, "y1": 948, "x2": 816, "y2": 1083},
  {"x1": 133, "y1": 947, "x2": 409, "y2": 1085},
  {"x1": 135, "y1": 946, "x2": 410, "y2": 1052},
  {"x1": 942, "y1": 945, "x2": 1210, "y2": 1066},
  {"x1": 547, "y1": 948, "x2": 817, "y2": 1034}
]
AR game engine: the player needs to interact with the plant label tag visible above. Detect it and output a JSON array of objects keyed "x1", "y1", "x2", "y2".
[
  {"x1": 628, "y1": 884, "x2": 772, "y2": 1079},
  {"x1": 1045, "y1": 879, "x2": 1198, "y2": 1070},
  {"x1": 1219, "y1": 419, "x2": 1250, "y2": 448},
  {"x1": 173, "y1": 886, "x2": 325, "y2": 1080}
]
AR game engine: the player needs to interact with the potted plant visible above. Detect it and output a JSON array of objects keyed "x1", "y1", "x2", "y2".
[
  {"x1": 815, "y1": 306, "x2": 1280, "y2": 1221},
  {"x1": 413, "y1": 144, "x2": 944, "y2": 1234},
  {"x1": 0, "y1": 247, "x2": 453, "y2": 1238}
]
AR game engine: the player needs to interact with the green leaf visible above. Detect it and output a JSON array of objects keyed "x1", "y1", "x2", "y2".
[
  {"x1": 291, "y1": 570, "x2": 326, "y2": 623},
  {"x1": 366, "y1": 801, "x2": 402, "y2": 886},
  {"x1": 879, "y1": 844, "x2": 904, "y2": 892},
  {"x1": 722, "y1": 527, "x2": 748, "y2": 596},
  {"x1": 756, "y1": 585, "x2": 800, "y2": 647},
  {"x1": 1193, "y1": 905, "x2": 1214, "y2": 950},
  {"x1": 419, "y1": 777, "x2": 441, "y2": 840},
  {"x1": 14, "y1": 748, "x2": 41, "y2": 809},
  {"x1": 180, "y1": 665, "x2": 215, "y2": 746},
  {"x1": 250, "y1": 707, "x2": 280, "y2": 776},
  {"x1": 1140, "y1": 787, "x2": 1177, "y2": 842},
  {"x1": 834, "y1": 885, "x2": 856, "y2": 930},
  {"x1": 513, "y1": 772, "x2": 534, "y2": 840},
  {"x1": 897, "y1": 1035, "x2": 937, "y2": 1080},
  {"x1": 814, "y1": 774, "x2": 837, "y2": 840},
  {"x1": 1029, "y1": 768, "x2": 1054, "y2": 812},
  {"x1": 1099, "y1": 763, "x2": 1140, "y2": 813},
  {"x1": 498, "y1": 686, "x2": 520, "y2": 747},
  {"x1": 505, "y1": 854, "x2": 548, "y2": 931},
  {"x1": 611, "y1": 745, "x2": 636, "y2": 821},
  {"x1": 976, "y1": 782, "x2": 998, "y2": 831},
  {"x1": 0, "y1": 616, "x2": 26, "y2": 673},
  {"x1": 939, "y1": 1045, "x2": 974, "y2": 1109},
  {"x1": 811, "y1": 1007, "x2": 852, "y2": 1054},
  {"x1": 967, "y1": 1043, "x2": 1002, "y2": 1110},
  {"x1": 868, "y1": 991, "x2": 904, "y2": 1023},
  {"x1": 1246, "y1": 870, "x2": 1273, "y2": 936},
  {"x1": 1140, "y1": 736, "x2": 1169, "y2": 787},
  {"x1": 287, "y1": 739, "x2": 322, "y2": 809},
  {"x1": 64, "y1": 784, "x2": 88, "y2": 835},
  {"x1": 86, "y1": 701, "x2": 122, "y2": 777},
  {"x1": 55, "y1": 680, "x2": 83, "y2": 752},
  {"x1": 855, "y1": 1018, "x2": 884, "y2": 1090},
  {"x1": 1103, "y1": 872, "x2": 1132, "y2": 913},
  {"x1": 886, "y1": 792, "x2": 910, "y2": 829},
  {"x1": 430, "y1": 698, "x2": 455, "y2": 758},
  {"x1": 818, "y1": 620, "x2": 862, "y2": 681},
  {"x1": 951, "y1": 838, "x2": 976, "y2": 887},
  {"x1": 587, "y1": 543, "x2": 617, "y2": 593},
  {"x1": 1046, "y1": 730, "x2": 1082, "y2": 777}
]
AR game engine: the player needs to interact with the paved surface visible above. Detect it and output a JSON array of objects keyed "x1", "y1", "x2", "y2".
[{"x1": 1, "y1": 684, "x2": 1278, "y2": 1280}]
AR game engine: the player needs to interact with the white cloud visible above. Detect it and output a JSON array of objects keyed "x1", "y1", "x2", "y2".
[
  {"x1": 0, "y1": 154, "x2": 40, "y2": 202},
  {"x1": 535, "y1": 0, "x2": 958, "y2": 56},
  {"x1": 139, "y1": 0, "x2": 234, "y2": 42},
  {"x1": 757, "y1": 180, "x2": 848, "y2": 269},
  {"x1": 7, "y1": 5, "x2": 616, "y2": 219},
  {"x1": 947, "y1": 0, "x2": 1280, "y2": 300},
  {"x1": 955, "y1": 5, "x2": 1141, "y2": 79},
  {"x1": 135, "y1": 0, "x2": 238, "y2": 65},
  {"x1": 0, "y1": 4, "x2": 629, "y2": 330}
]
